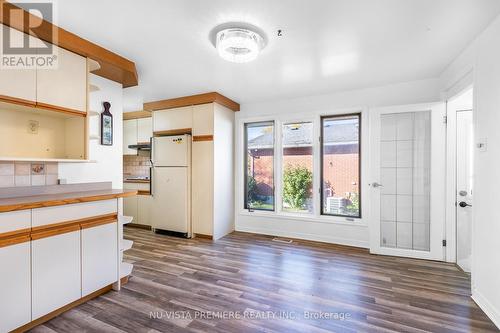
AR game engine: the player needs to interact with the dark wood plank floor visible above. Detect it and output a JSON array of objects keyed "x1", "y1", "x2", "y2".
[{"x1": 31, "y1": 228, "x2": 498, "y2": 333}]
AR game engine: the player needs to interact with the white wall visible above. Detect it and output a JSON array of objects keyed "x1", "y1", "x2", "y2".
[
  {"x1": 235, "y1": 78, "x2": 442, "y2": 248},
  {"x1": 213, "y1": 104, "x2": 235, "y2": 240},
  {"x1": 440, "y1": 14, "x2": 500, "y2": 328},
  {"x1": 58, "y1": 74, "x2": 123, "y2": 189}
]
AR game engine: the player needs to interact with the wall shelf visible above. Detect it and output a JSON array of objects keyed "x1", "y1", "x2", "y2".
[
  {"x1": 119, "y1": 215, "x2": 134, "y2": 226},
  {"x1": 121, "y1": 239, "x2": 133, "y2": 252},
  {"x1": 120, "y1": 262, "x2": 133, "y2": 279}
]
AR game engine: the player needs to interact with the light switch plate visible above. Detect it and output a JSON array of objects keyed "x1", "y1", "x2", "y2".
[{"x1": 477, "y1": 138, "x2": 487, "y2": 152}]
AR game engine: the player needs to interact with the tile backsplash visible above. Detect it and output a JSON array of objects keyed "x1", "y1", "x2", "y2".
[
  {"x1": 0, "y1": 162, "x2": 58, "y2": 188},
  {"x1": 123, "y1": 154, "x2": 151, "y2": 177}
]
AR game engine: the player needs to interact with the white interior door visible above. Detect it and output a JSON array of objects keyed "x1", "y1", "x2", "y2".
[
  {"x1": 369, "y1": 103, "x2": 446, "y2": 260},
  {"x1": 456, "y1": 110, "x2": 473, "y2": 272}
]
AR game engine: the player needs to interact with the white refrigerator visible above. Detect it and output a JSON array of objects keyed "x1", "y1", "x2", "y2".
[{"x1": 151, "y1": 134, "x2": 192, "y2": 238}]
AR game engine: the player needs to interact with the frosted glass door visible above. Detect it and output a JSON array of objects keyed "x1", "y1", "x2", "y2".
[
  {"x1": 370, "y1": 103, "x2": 445, "y2": 261},
  {"x1": 379, "y1": 112, "x2": 431, "y2": 250}
]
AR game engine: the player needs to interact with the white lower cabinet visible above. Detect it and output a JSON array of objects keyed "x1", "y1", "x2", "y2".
[
  {"x1": 82, "y1": 222, "x2": 118, "y2": 296},
  {"x1": 0, "y1": 242, "x2": 31, "y2": 333},
  {"x1": 137, "y1": 195, "x2": 152, "y2": 226},
  {"x1": 123, "y1": 194, "x2": 138, "y2": 223},
  {"x1": 32, "y1": 231, "x2": 82, "y2": 320}
]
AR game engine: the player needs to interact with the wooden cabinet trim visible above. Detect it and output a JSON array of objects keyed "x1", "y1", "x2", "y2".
[
  {"x1": 31, "y1": 223, "x2": 81, "y2": 240},
  {"x1": 153, "y1": 128, "x2": 192, "y2": 136},
  {"x1": 137, "y1": 190, "x2": 151, "y2": 196},
  {"x1": 35, "y1": 102, "x2": 87, "y2": 117},
  {"x1": 123, "y1": 110, "x2": 152, "y2": 120},
  {"x1": 193, "y1": 135, "x2": 214, "y2": 142},
  {"x1": 145, "y1": 92, "x2": 240, "y2": 112},
  {"x1": 0, "y1": 228, "x2": 31, "y2": 248},
  {"x1": 0, "y1": 94, "x2": 36, "y2": 108},
  {"x1": 0, "y1": 2, "x2": 138, "y2": 88}
]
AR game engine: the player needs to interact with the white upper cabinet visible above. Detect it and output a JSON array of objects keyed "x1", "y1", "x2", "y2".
[
  {"x1": 137, "y1": 117, "x2": 153, "y2": 143},
  {"x1": 36, "y1": 45, "x2": 87, "y2": 113},
  {"x1": 153, "y1": 106, "x2": 193, "y2": 133},
  {"x1": 192, "y1": 103, "x2": 214, "y2": 136},
  {"x1": 123, "y1": 119, "x2": 138, "y2": 155},
  {"x1": 0, "y1": 25, "x2": 37, "y2": 103}
]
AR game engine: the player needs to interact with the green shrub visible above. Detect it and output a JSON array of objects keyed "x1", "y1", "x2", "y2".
[
  {"x1": 247, "y1": 175, "x2": 258, "y2": 203},
  {"x1": 283, "y1": 166, "x2": 313, "y2": 209}
]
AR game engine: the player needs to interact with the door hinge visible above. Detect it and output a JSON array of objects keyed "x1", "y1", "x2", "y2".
[
  {"x1": 442, "y1": 239, "x2": 447, "y2": 247},
  {"x1": 443, "y1": 116, "x2": 448, "y2": 124}
]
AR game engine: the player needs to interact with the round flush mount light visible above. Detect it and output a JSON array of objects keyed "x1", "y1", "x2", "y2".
[{"x1": 215, "y1": 27, "x2": 266, "y2": 63}]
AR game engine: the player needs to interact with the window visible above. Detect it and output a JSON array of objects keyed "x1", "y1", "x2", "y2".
[
  {"x1": 244, "y1": 121, "x2": 275, "y2": 211},
  {"x1": 321, "y1": 114, "x2": 361, "y2": 217},
  {"x1": 282, "y1": 122, "x2": 313, "y2": 213}
]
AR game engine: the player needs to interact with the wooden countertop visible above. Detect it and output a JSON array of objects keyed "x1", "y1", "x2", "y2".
[
  {"x1": 0, "y1": 189, "x2": 137, "y2": 213},
  {"x1": 124, "y1": 179, "x2": 150, "y2": 184}
]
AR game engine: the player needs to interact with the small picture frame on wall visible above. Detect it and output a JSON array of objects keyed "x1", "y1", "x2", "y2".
[{"x1": 100, "y1": 101, "x2": 113, "y2": 146}]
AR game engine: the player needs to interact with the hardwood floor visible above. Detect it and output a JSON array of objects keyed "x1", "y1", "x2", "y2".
[{"x1": 31, "y1": 228, "x2": 498, "y2": 333}]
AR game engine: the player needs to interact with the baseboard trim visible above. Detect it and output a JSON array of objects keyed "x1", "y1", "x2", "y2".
[
  {"x1": 235, "y1": 226, "x2": 369, "y2": 249},
  {"x1": 195, "y1": 233, "x2": 213, "y2": 240},
  {"x1": 126, "y1": 223, "x2": 152, "y2": 230},
  {"x1": 12, "y1": 284, "x2": 113, "y2": 332},
  {"x1": 472, "y1": 289, "x2": 500, "y2": 329}
]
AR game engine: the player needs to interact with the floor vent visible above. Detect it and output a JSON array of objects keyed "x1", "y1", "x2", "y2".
[{"x1": 272, "y1": 237, "x2": 293, "y2": 244}]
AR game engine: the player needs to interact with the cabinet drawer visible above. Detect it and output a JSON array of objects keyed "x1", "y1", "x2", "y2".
[
  {"x1": 32, "y1": 199, "x2": 117, "y2": 228},
  {"x1": 0, "y1": 210, "x2": 31, "y2": 234}
]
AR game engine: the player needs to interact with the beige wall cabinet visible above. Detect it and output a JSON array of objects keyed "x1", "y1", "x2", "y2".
[
  {"x1": 192, "y1": 103, "x2": 214, "y2": 136},
  {"x1": 123, "y1": 119, "x2": 138, "y2": 155},
  {"x1": 153, "y1": 106, "x2": 192, "y2": 133},
  {"x1": 0, "y1": 25, "x2": 37, "y2": 103},
  {"x1": 123, "y1": 117, "x2": 152, "y2": 155},
  {"x1": 137, "y1": 118, "x2": 153, "y2": 143},
  {"x1": 36, "y1": 45, "x2": 87, "y2": 113}
]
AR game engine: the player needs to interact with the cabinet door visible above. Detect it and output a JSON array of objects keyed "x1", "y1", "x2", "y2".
[
  {"x1": 0, "y1": 242, "x2": 31, "y2": 332},
  {"x1": 123, "y1": 195, "x2": 138, "y2": 224},
  {"x1": 192, "y1": 103, "x2": 214, "y2": 136},
  {"x1": 138, "y1": 195, "x2": 152, "y2": 226},
  {"x1": 123, "y1": 119, "x2": 138, "y2": 155},
  {"x1": 153, "y1": 106, "x2": 192, "y2": 133},
  {"x1": 82, "y1": 222, "x2": 118, "y2": 296},
  {"x1": 36, "y1": 46, "x2": 87, "y2": 113},
  {"x1": 137, "y1": 117, "x2": 153, "y2": 143},
  {"x1": 192, "y1": 141, "x2": 214, "y2": 236},
  {"x1": 0, "y1": 25, "x2": 36, "y2": 103},
  {"x1": 32, "y1": 231, "x2": 81, "y2": 320}
]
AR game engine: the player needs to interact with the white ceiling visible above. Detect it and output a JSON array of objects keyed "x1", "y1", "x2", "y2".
[{"x1": 55, "y1": 0, "x2": 500, "y2": 107}]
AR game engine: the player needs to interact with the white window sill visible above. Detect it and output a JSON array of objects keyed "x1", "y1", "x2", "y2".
[{"x1": 238, "y1": 210, "x2": 368, "y2": 227}]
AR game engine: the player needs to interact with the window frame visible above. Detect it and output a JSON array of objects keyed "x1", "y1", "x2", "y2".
[
  {"x1": 280, "y1": 121, "x2": 315, "y2": 215},
  {"x1": 320, "y1": 113, "x2": 362, "y2": 218},
  {"x1": 243, "y1": 120, "x2": 276, "y2": 212}
]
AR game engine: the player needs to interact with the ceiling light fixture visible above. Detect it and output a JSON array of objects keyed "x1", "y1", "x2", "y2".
[{"x1": 216, "y1": 28, "x2": 265, "y2": 63}]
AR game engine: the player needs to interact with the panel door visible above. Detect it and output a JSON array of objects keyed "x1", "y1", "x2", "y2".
[
  {"x1": 192, "y1": 103, "x2": 214, "y2": 136},
  {"x1": 137, "y1": 117, "x2": 153, "y2": 143},
  {"x1": 0, "y1": 242, "x2": 31, "y2": 332},
  {"x1": 82, "y1": 222, "x2": 118, "y2": 296},
  {"x1": 369, "y1": 103, "x2": 446, "y2": 260},
  {"x1": 192, "y1": 141, "x2": 214, "y2": 235},
  {"x1": 123, "y1": 119, "x2": 138, "y2": 155},
  {"x1": 0, "y1": 25, "x2": 37, "y2": 103},
  {"x1": 32, "y1": 231, "x2": 81, "y2": 319},
  {"x1": 138, "y1": 195, "x2": 152, "y2": 226},
  {"x1": 36, "y1": 45, "x2": 87, "y2": 112}
]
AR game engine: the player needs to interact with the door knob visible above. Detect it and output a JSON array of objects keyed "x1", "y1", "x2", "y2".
[
  {"x1": 459, "y1": 201, "x2": 472, "y2": 208},
  {"x1": 370, "y1": 182, "x2": 383, "y2": 188}
]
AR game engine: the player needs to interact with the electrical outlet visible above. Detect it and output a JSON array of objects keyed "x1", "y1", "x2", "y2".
[{"x1": 28, "y1": 120, "x2": 39, "y2": 134}]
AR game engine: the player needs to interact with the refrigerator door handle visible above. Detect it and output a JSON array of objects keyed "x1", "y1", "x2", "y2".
[
  {"x1": 150, "y1": 136, "x2": 154, "y2": 166},
  {"x1": 150, "y1": 167, "x2": 153, "y2": 197}
]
